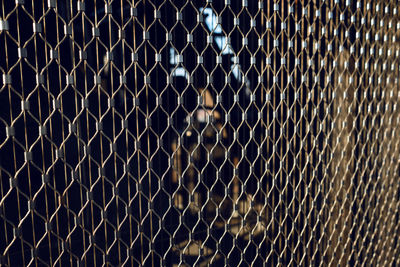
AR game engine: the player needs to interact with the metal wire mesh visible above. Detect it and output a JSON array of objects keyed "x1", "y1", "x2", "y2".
[{"x1": 0, "y1": 0, "x2": 400, "y2": 266}]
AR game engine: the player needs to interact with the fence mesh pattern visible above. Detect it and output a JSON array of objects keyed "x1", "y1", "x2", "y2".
[{"x1": 1, "y1": 0, "x2": 400, "y2": 266}]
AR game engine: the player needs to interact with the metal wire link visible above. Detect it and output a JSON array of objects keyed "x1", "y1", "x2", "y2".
[{"x1": 0, "y1": 0, "x2": 399, "y2": 266}]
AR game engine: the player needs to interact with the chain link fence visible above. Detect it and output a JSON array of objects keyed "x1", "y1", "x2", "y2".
[{"x1": 1, "y1": 0, "x2": 400, "y2": 266}]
